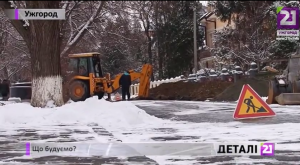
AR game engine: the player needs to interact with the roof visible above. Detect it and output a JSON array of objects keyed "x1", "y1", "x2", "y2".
[
  {"x1": 199, "y1": 12, "x2": 214, "y2": 22},
  {"x1": 68, "y1": 52, "x2": 100, "y2": 58}
]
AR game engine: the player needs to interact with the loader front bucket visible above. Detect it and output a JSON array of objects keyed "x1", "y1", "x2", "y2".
[{"x1": 275, "y1": 93, "x2": 300, "y2": 105}]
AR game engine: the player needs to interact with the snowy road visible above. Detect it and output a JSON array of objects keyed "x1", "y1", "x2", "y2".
[
  {"x1": 134, "y1": 100, "x2": 300, "y2": 124},
  {"x1": 0, "y1": 99, "x2": 300, "y2": 164},
  {"x1": 134, "y1": 100, "x2": 300, "y2": 164}
]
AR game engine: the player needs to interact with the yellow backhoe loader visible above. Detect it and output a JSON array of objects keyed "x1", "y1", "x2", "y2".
[
  {"x1": 67, "y1": 52, "x2": 152, "y2": 102},
  {"x1": 266, "y1": 49, "x2": 300, "y2": 105}
]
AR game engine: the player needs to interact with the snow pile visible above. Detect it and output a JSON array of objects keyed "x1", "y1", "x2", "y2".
[
  {"x1": 261, "y1": 96, "x2": 268, "y2": 102},
  {"x1": 131, "y1": 75, "x2": 185, "y2": 95},
  {"x1": 0, "y1": 97, "x2": 164, "y2": 129},
  {"x1": 235, "y1": 96, "x2": 268, "y2": 102},
  {"x1": 1, "y1": 99, "x2": 300, "y2": 164},
  {"x1": 8, "y1": 97, "x2": 22, "y2": 103}
]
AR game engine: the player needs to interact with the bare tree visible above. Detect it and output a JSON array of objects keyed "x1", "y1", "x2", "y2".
[
  {"x1": 211, "y1": 1, "x2": 300, "y2": 69},
  {"x1": 0, "y1": 1, "x2": 64, "y2": 107},
  {"x1": 128, "y1": 1, "x2": 159, "y2": 80},
  {"x1": 129, "y1": 2, "x2": 154, "y2": 62},
  {"x1": 93, "y1": 13, "x2": 145, "y2": 74},
  {"x1": 0, "y1": 1, "x2": 106, "y2": 107},
  {"x1": 60, "y1": 1, "x2": 105, "y2": 57},
  {"x1": 0, "y1": 8, "x2": 29, "y2": 81},
  {"x1": 211, "y1": 1, "x2": 275, "y2": 68}
]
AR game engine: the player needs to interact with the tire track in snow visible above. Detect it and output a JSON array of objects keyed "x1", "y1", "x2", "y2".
[{"x1": 86, "y1": 122, "x2": 158, "y2": 164}]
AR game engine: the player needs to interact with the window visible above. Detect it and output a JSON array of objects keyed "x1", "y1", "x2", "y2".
[
  {"x1": 78, "y1": 58, "x2": 88, "y2": 76},
  {"x1": 68, "y1": 58, "x2": 89, "y2": 76},
  {"x1": 93, "y1": 57, "x2": 103, "y2": 77},
  {"x1": 79, "y1": 58, "x2": 88, "y2": 67},
  {"x1": 68, "y1": 58, "x2": 78, "y2": 74}
]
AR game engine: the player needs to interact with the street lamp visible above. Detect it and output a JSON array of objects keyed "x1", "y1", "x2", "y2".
[{"x1": 193, "y1": 6, "x2": 197, "y2": 74}]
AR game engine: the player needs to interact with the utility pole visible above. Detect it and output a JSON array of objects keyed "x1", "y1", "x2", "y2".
[{"x1": 193, "y1": 6, "x2": 198, "y2": 74}]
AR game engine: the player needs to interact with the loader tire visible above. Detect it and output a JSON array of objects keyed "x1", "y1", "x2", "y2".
[
  {"x1": 267, "y1": 80, "x2": 279, "y2": 104},
  {"x1": 69, "y1": 80, "x2": 89, "y2": 102}
]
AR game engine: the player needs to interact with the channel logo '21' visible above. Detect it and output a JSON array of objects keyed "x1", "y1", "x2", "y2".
[
  {"x1": 277, "y1": 7, "x2": 299, "y2": 29},
  {"x1": 261, "y1": 143, "x2": 275, "y2": 156}
]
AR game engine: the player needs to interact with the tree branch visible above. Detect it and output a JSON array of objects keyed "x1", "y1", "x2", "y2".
[
  {"x1": 8, "y1": 64, "x2": 28, "y2": 78},
  {"x1": 0, "y1": 1, "x2": 29, "y2": 42},
  {"x1": 0, "y1": 28, "x2": 24, "y2": 41},
  {"x1": 60, "y1": 1, "x2": 106, "y2": 57}
]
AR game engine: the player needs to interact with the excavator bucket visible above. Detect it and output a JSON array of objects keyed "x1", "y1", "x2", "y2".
[
  {"x1": 267, "y1": 51, "x2": 300, "y2": 105},
  {"x1": 268, "y1": 80, "x2": 300, "y2": 105},
  {"x1": 276, "y1": 80, "x2": 300, "y2": 105}
]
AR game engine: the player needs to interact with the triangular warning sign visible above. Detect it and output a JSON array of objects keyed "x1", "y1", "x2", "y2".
[{"x1": 233, "y1": 84, "x2": 276, "y2": 119}]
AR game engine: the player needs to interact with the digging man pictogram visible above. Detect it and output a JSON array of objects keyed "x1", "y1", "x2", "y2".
[
  {"x1": 244, "y1": 96, "x2": 256, "y2": 113},
  {"x1": 243, "y1": 96, "x2": 268, "y2": 113}
]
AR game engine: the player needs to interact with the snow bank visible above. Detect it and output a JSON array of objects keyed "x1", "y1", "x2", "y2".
[
  {"x1": 1, "y1": 99, "x2": 300, "y2": 164},
  {"x1": 236, "y1": 96, "x2": 268, "y2": 102},
  {"x1": 261, "y1": 96, "x2": 268, "y2": 102},
  {"x1": 0, "y1": 97, "x2": 163, "y2": 129}
]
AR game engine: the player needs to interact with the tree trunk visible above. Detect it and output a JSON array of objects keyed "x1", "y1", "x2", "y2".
[
  {"x1": 147, "y1": 37, "x2": 152, "y2": 64},
  {"x1": 147, "y1": 37, "x2": 155, "y2": 80},
  {"x1": 0, "y1": 1, "x2": 64, "y2": 107},
  {"x1": 27, "y1": 2, "x2": 63, "y2": 107},
  {"x1": 158, "y1": 41, "x2": 163, "y2": 79},
  {"x1": 3, "y1": 66, "x2": 9, "y2": 79}
]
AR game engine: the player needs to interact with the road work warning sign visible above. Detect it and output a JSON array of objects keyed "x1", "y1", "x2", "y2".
[{"x1": 233, "y1": 84, "x2": 276, "y2": 119}]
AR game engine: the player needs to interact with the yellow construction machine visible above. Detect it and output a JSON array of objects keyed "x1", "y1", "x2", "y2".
[
  {"x1": 266, "y1": 50, "x2": 300, "y2": 105},
  {"x1": 67, "y1": 52, "x2": 153, "y2": 102}
]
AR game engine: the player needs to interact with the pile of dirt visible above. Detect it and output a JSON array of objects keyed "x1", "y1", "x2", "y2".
[
  {"x1": 214, "y1": 78, "x2": 269, "y2": 102},
  {"x1": 144, "y1": 80, "x2": 233, "y2": 101}
]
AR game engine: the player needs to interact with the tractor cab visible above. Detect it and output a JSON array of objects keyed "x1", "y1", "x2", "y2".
[{"x1": 68, "y1": 52, "x2": 104, "y2": 78}]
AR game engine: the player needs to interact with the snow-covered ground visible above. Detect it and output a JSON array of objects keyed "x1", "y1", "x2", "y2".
[{"x1": 1, "y1": 98, "x2": 300, "y2": 164}]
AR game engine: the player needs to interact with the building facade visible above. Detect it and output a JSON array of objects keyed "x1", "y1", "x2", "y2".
[{"x1": 198, "y1": 4, "x2": 235, "y2": 69}]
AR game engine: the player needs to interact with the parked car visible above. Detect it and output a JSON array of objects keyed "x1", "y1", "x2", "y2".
[
  {"x1": 186, "y1": 73, "x2": 207, "y2": 82},
  {"x1": 248, "y1": 62, "x2": 259, "y2": 73},
  {"x1": 232, "y1": 66, "x2": 244, "y2": 75},
  {"x1": 186, "y1": 74, "x2": 197, "y2": 82},
  {"x1": 9, "y1": 82, "x2": 32, "y2": 101},
  {"x1": 220, "y1": 68, "x2": 230, "y2": 75},
  {"x1": 196, "y1": 73, "x2": 208, "y2": 82},
  {"x1": 208, "y1": 69, "x2": 219, "y2": 80}
]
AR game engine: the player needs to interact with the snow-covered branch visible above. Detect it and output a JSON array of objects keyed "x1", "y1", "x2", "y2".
[
  {"x1": 60, "y1": 1, "x2": 106, "y2": 57},
  {"x1": 210, "y1": 1, "x2": 294, "y2": 66},
  {"x1": 0, "y1": 28, "x2": 24, "y2": 41},
  {"x1": 8, "y1": 1, "x2": 29, "y2": 27},
  {"x1": 8, "y1": 64, "x2": 28, "y2": 78}
]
